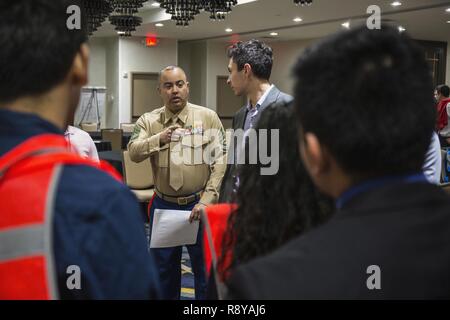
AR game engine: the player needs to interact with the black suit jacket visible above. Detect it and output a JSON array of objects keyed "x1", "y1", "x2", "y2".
[
  {"x1": 218, "y1": 86, "x2": 292, "y2": 202},
  {"x1": 226, "y1": 182, "x2": 450, "y2": 299}
]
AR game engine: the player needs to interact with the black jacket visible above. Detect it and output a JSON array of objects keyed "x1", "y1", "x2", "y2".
[
  {"x1": 226, "y1": 182, "x2": 450, "y2": 299},
  {"x1": 219, "y1": 86, "x2": 292, "y2": 202}
]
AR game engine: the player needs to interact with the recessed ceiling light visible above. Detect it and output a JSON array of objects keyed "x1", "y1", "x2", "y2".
[
  {"x1": 398, "y1": 26, "x2": 406, "y2": 32},
  {"x1": 446, "y1": 8, "x2": 450, "y2": 12},
  {"x1": 447, "y1": 20, "x2": 450, "y2": 23},
  {"x1": 151, "y1": 2, "x2": 160, "y2": 7},
  {"x1": 117, "y1": 31, "x2": 126, "y2": 35},
  {"x1": 391, "y1": 1, "x2": 402, "y2": 7},
  {"x1": 155, "y1": 23, "x2": 164, "y2": 27},
  {"x1": 293, "y1": 17, "x2": 303, "y2": 22},
  {"x1": 270, "y1": 32, "x2": 278, "y2": 36},
  {"x1": 225, "y1": 28, "x2": 233, "y2": 32},
  {"x1": 341, "y1": 21, "x2": 350, "y2": 29}
]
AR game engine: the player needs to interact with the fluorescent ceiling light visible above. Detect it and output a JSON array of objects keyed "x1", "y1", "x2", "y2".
[
  {"x1": 391, "y1": 1, "x2": 402, "y2": 7},
  {"x1": 225, "y1": 28, "x2": 233, "y2": 32},
  {"x1": 237, "y1": 0, "x2": 258, "y2": 4},
  {"x1": 293, "y1": 17, "x2": 303, "y2": 22}
]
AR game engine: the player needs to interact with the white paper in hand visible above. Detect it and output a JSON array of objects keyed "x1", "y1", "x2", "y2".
[{"x1": 150, "y1": 209, "x2": 199, "y2": 248}]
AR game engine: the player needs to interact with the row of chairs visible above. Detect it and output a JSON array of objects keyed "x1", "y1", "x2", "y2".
[
  {"x1": 122, "y1": 150, "x2": 154, "y2": 202},
  {"x1": 80, "y1": 122, "x2": 135, "y2": 133},
  {"x1": 80, "y1": 123, "x2": 136, "y2": 151},
  {"x1": 102, "y1": 129, "x2": 124, "y2": 151},
  {"x1": 122, "y1": 154, "x2": 450, "y2": 206}
]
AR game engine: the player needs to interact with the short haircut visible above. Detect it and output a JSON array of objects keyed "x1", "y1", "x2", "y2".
[
  {"x1": 293, "y1": 25, "x2": 435, "y2": 178},
  {"x1": 227, "y1": 39, "x2": 273, "y2": 80},
  {"x1": 0, "y1": 0, "x2": 87, "y2": 103},
  {"x1": 436, "y1": 85, "x2": 450, "y2": 98},
  {"x1": 158, "y1": 66, "x2": 187, "y2": 84}
]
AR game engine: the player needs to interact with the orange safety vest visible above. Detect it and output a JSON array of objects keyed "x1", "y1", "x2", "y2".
[
  {"x1": 0, "y1": 134, "x2": 121, "y2": 300},
  {"x1": 201, "y1": 203, "x2": 237, "y2": 298}
]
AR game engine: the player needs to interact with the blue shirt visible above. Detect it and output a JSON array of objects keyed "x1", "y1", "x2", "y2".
[
  {"x1": 0, "y1": 110, "x2": 160, "y2": 299},
  {"x1": 243, "y1": 84, "x2": 275, "y2": 132}
]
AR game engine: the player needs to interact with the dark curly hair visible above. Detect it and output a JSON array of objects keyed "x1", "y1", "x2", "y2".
[
  {"x1": 218, "y1": 101, "x2": 334, "y2": 274},
  {"x1": 227, "y1": 39, "x2": 273, "y2": 80}
]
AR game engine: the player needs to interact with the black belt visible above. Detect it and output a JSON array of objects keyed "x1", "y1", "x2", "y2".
[{"x1": 155, "y1": 189, "x2": 202, "y2": 205}]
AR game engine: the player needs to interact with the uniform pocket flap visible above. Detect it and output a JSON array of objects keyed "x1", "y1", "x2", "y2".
[{"x1": 181, "y1": 135, "x2": 209, "y2": 148}]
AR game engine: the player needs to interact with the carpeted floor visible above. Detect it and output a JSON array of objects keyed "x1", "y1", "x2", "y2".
[{"x1": 181, "y1": 246, "x2": 195, "y2": 300}]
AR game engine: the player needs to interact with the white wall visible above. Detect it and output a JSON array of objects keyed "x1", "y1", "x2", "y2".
[
  {"x1": 118, "y1": 37, "x2": 178, "y2": 124},
  {"x1": 105, "y1": 38, "x2": 119, "y2": 129},
  {"x1": 87, "y1": 38, "x2": 107, "y2": 87}
]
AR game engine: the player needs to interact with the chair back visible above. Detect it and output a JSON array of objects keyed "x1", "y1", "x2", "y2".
[
  {"x1": 122, "y1": 150, "x2": 154, "y2": 189},
  {"x1": 120, "y1": 123, "x2": 135, "y2": 133},
  {"x1": 101, "y1": 129, "x2": 123, "y2": 151},
  {"x1": 80, "y1": 122, "x2": 98, "y2": 132}
]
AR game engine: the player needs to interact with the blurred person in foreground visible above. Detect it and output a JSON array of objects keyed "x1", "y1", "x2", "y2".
[
  {"x1": 0, "y1": 0, "x2": 160, "y2": 299},
  {"x1": 226, "y1": 25, "x2": 450, "y2": 299}
]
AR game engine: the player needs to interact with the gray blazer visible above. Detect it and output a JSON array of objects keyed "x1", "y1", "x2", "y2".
[{"x1": 219, "y1": 86, "x2": 292, "y2": 202}]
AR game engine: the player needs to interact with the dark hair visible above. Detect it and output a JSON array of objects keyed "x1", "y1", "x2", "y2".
[
  {"x1": 436, "y1": 85, "x2": 450, "y2": 98},
  {"x1": 293, "y1": 25, "x2": 435, "y2": 178},
  {"x1": 219, "y1": 101, "x2": 334, "y2": 274},
  {"x1": 227, "y1": 39, "x2": 273, "y2": 80},
  {"x1": 0, "y1": 0, "x2": 87, "y2": 103}
]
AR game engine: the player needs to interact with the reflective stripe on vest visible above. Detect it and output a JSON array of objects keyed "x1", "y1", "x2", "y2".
[
  {"x1": 0, "y1": 163, "x2": 62, "y2": 300},
  {"x1": 0, "y1": 134, "x2": 122, "y2": 299}
]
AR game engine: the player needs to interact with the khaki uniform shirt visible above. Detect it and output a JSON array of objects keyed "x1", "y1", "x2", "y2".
[{"x1": 128, "y1": 103, "x2": 227, "y2": 205}]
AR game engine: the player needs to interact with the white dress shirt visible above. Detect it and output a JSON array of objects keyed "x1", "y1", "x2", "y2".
[
  {"x1": 423, "y1": 131, "x2": 442, "y2": 185},
  {"x1": 64, "y1": 125, "x2": 99, "y2": 162}
]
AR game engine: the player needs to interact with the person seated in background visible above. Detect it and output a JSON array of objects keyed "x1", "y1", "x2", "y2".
[
  {"x1": 0, "y1": 0, "x2": 160, "y2": 299},
  {"x1": 226, "y1": 25, "x2": 450, "y2": 299},
  {"x1": 435, "y1": 84, "x2": 450, "y2": 147},
  {"x1": 64, "y1": 113, "x2": 99, "y2": 162},
  {"x1": 204, "y1": 101, "x2": 333, "y2": 298}
]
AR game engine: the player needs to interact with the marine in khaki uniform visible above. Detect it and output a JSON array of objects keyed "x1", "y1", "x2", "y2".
[{"x1": 128, "y1": 66, "x2": 226, "y2": 300}]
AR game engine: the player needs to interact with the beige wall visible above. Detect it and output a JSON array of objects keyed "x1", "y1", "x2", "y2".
[
  {"x1": 88, "y1": 36, "x2": 450, "y2": 126},
  {"x1": 179, "y1": 41, "x2": 208, "y2": 107},
  {"x1": 118, "y1": 37, "x2": 178, "y2": 124},
  {"x1": 269, "y1": 39, "x2": 317, "y2": 96},
  {"x1": 178, "y1": 38, "x2": 317, "y2": 110},
  {"x1": 206, "y1": 42, "x2": 230, "y2": 111}
]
